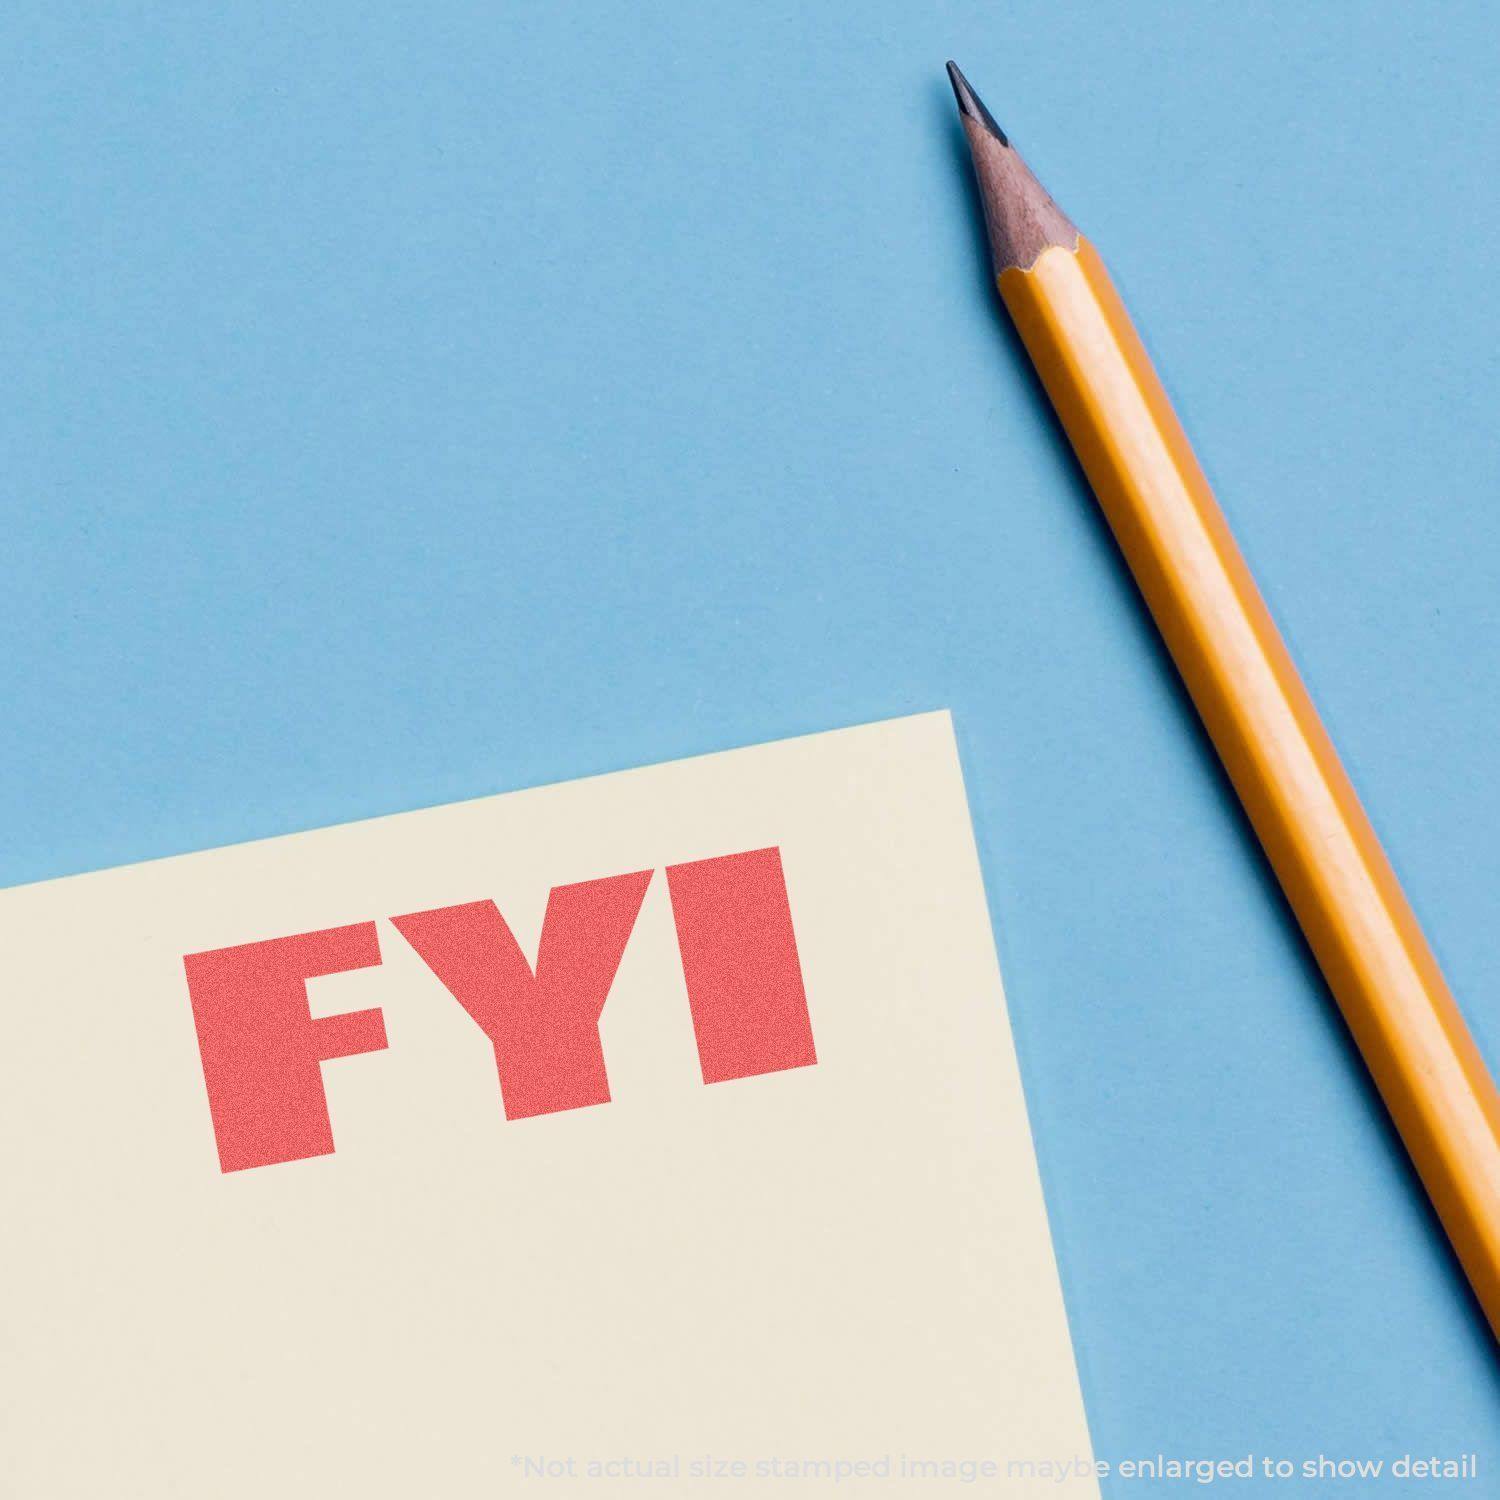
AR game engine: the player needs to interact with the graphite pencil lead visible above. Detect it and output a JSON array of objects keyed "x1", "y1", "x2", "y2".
[{"x1": 945, "y1": 61, "x2": 1007, "y2": 147}]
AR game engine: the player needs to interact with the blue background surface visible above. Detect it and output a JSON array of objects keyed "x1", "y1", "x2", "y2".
[{"x1": 5, "y1": 2, "x2": 1499, "y2": 1489}]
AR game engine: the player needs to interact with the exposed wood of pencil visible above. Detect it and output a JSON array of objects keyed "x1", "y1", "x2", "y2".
[{"x1": 947, "y1": 61, "x2": 1500, "y2": 1337}]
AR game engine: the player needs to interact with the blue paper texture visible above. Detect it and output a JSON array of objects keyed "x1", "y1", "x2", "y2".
[{"x1": 4, "y1": 2, "x2": 1498, "y2": 1490}]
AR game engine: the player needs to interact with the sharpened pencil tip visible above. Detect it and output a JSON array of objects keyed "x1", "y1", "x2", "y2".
[
  {"x1": 947, "y1": 61, "x2": 1076, "y2": 273},
  {"x1": 945, "y1": 61, "x2": 1008, "y2": 148}
]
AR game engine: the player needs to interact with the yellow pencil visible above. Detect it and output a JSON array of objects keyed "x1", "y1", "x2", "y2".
[{"x1": 946, "y1": 60, "x2": 1500, "y2": 1336}]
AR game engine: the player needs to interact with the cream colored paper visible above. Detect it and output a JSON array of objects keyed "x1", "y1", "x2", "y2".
[{"x1": 1, "y1": 712, "x2": 1097, "y2": 1497}]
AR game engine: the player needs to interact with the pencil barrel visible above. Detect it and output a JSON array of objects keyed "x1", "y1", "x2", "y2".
[{"x1": 1000, "y1": 239, "x2": 1500, "y2": 1336}]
